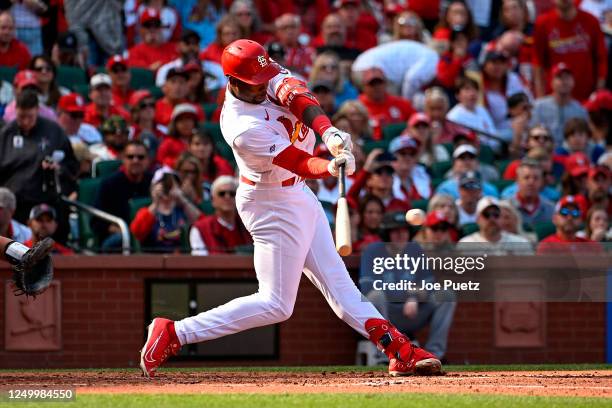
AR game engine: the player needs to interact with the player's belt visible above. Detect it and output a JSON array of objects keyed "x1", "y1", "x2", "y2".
[{"x1": 240, "y1": 175, "x2": 302, "y2": 187}]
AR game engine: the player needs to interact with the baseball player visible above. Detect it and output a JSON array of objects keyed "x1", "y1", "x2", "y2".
[{"x1": 140, "y1": 39, "x2": 441, "y2": 378}]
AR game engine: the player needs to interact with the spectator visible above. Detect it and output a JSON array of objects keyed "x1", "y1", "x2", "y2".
[
  {"x1": 290, "y1": 0, "x2": 331, "y2": 38},
  {"x1": 505, "y1": 92, "x2": 533, "y2": 158},
  {"x1": 127, "y1": 8, "x2": 179, "y2": 71},
  {"x1": 156, "y1": 29, "x2": 226, "y2": 94},
  {"x1": 72, "y1": 142, "x2": 95, "y2": 179},
  {"x1": 586, "y1": 165, "x2": 611, "y2": 214},
  {"x1": 174, "y1": 152, "x2": 203, "y2": 205},
  {"x1": 388, "y1": 135, "x2": 432, "y2": 201},
  {"x1": 436, "y1": 145, "x2": 499, "y2": 199},
  {"x1": 90, "y1": 116, "x2": 129, "y2": 162},
  {"x1": 3, "y1": 69, "x2": 58, "y2": 123},
  {"x1": 229, "y1": 0, "x2": 272, "y2": 44},
  {"x1": 537, "y1": 195, "x2": 596, "y2": 252},
  {"x1": 131, "y1": 168, "x2": 201, "y2": 253},
  {"x1": 63, "y1": 0, "x2": 123, "y2": 66},
  {"x1": 334, "y1": 0, "x2": 378, "y2": 51},
  {"x1": 584, "y1": 89, "x2": 612, "y2": 146},
  {"x1": 352, "y1": 40, "x2": 439, "y2": 101},
  {"x1": 432, "y1": 0, "x2": 479, "y2": 53},
  {"x1": 84, "y1": 74, "x2": 129, "y2": 128},
  {"x1": 199, "y1": 15, "x2": 242, "y2": 64},
  {"x1": 498, "y1": 199, "x2": 536, "y2": 243},
  {"x1": 501, "y1": 146, "x2": 561, "y2": 202},
  {"x1": 414, "y1": 210, "x2": 457, "y2": 247},
  {"x1": 0, "y1": 187, "x2": 31, "y2": 243},
  {"x1": 309, "y1": 51, "x2": 358, "y2": 109},
  {"x1": 0, "y1": 11, "x2": 31, "y2": 70},
  {"x1": 506, "y1": 160, "x2": 556, "y2": 224},
  {"x1": 403, "y1": 112, "x2": 450, "y2": 167},
  {"x1": 423, "y1": 87, "x2": 467, "y2": 144},
  {"x1": 157, "y1": 104, "x2": 199, "y2": 168},
  {"x1": 24, "y1": 204, "x2": 73, "y2": 255},
  {"x1": 428, "y1": 193, "x2": 460, "y2": 227},
  {"x1": 57, "y1": 93, "x2": 102, "y2": 147},
  {"x1": 458, "y1": 196, "x2": 533, "y2": 254},
  {"x1": 533, "y1": 0, "x2": 607, "y2": 101},
  {"x1": 480, "y1": 49, "x2": 532, "y2": 136},
  {"x1": 561, "y1": 151, "x2": 591, "y2": 196},
  {"x1": 531, "y1": 63, "x2": 589, "y2": 146},
  {"x1": 92, "y1": 141, "x2": 152, "y2": 251},
  {"x1": 353, "y1": 194, "x2": 384, "y2": 253},
  {"x1": 0, "y1": 89, "x2": 78, "y2": 240},
  {"x1": 348, "y1": 149, "x2": 411, "y2": 212},
  {"x1": 577, "y1": 206, "x2": 611, "y2": 242},
  {"x1": 187, "y1": 130, "x2": 234, "y2": 190},
  {"x1": 450, "y1": 131, "x2": 500, "y2": 181},
  {"x1": 135, "y1": 1, "x2": 181, "y2": 44},
  {"x1": 128, "y1": 90, "x2": 162, "y2": 158},
  {"x1": 332, "y1": 100, "x2": 373, "y2": 141},
  {"x1": 437, "y1": 28, "x2": 477, "y2": 93},
  {"x1": 155, "y1": 67, "x2": 204, "y2": 128},
  {"x1": 446, "y1": 76, "x2": 499, "y2": 152},
  {"x1": 456, "y1": 170, "x2": 483, "y2": 226},
  {"x1": 392, "y1": 10, "x2": 429, "y2": 43},
  {"x1": 556, "y1": 117, "x2": 605, "y2": 164},
  {"x1": 312, "y1": 13, "x2": 361, "y2": 62},
  {"x1": 171, "y1": 0, "x2": 223, "y2": 48},
  {"x1": 361, "y1": 213, "x2": 456, "y2": 360},
  {"x1": 190, "y1": 175, "x2": 252, "y2": 255},
  {"x1": 274, "y1": 13, "x2": 315, "y2": 77},
  {"x1": 0, "y1": 74, "x2": 13, "y2": 119},
  {"x1": 51, "y1": 31, "x2": 86, "y2": 69},
  {"x1": 107, "y1": 55, "x2": 134, "y2": 109},
  {"x1": 357, "y1": 68, "x2": 415, "y2": 140},
  {"x1": 310, "y1": 80, "x2": 336, "y2": 116},
  {"x1": 28, "y1": 55, "x2": 68, "y2": 109}
]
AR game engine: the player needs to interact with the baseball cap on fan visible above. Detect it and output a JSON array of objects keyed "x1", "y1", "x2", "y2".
[
  {"x1": 13, "y1": 70, "x2": 39, "y2": 91},
  {"x1": 424, "y1": 210, "x2": 452, "y2": 228},
  {"x1": 58, "y1": 93, "x2": 86, "y2": 113},
  {"x1": 564, "y1": 152, "x2": 590, "y2": 177},
  {"x1": 90, "y1": 73, "x2": 112, "y2": 89},
  {"x1": 29, "y1": 203, "x2": 57, "y2": 220},
  {"x1": 551, "y1": 62, "x2": 572, "y2": 77},
  {"x1": 140, "y1": 8, "x2": 161, "y2": 26},
  {"x1": 476, "y1": 196, "x2": 500, "y2": 217}
]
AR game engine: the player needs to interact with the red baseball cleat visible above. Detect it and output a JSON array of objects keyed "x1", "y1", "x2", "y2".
[
  {"x1": 139, "y1": 318, "x2": 181, "y2": 378},
  {"x1": 388, "y1": 346, "x2": 442, "y2": 377}
]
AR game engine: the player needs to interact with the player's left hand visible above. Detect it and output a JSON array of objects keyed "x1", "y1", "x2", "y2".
[
  {"x1": 322, "y1": 127, "x2": 353, "y2": 157},
  {"x1": 328, "y1": 149, "x2": 355, "y2": 177}
]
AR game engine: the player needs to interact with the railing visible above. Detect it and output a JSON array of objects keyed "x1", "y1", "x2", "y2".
[{"x1": 61, "y1": 196, "x2": 131, "y2": 255}]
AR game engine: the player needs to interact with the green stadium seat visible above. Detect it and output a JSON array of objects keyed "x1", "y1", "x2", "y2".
[
  {"x1": 460, "y1": 222, "x2": 479, "y2": 238},
  {"x1": 431, "y1": 177, "x2": 444, "y2": 190},
  {"x1": 411, "y1": 199, "x2": 429, "y2": 211},
  {"x1": 495, "y1": 159, "x2": 512, "y2": 176},
  {"x1": 73, "y1": 84, "x2": 90, "y2": 100},
  {"x1": 57, "y1": 65, "x2": 88, "y2": 89},
  {"x1": 492, "y1": 179, "x2": 515, "y2": 192},
  {"x1": 129, "y1": 67, "x2": 155, "y2": 89},
  {"x1": 362, "y1": 140, "x2": 389, "y2": 154},
  {"x1": 0, "y1": 66, "x2": 17, "y2": 83},
  {"x1": 76, "y1": 178, "x2": 103, "y2": 250},
  {"x1": 129, "y1": 197, "x2": 152, "y2": 221},
  {"x1": 442, "y1": 143, "x2": 454, "y2": 156},
  {"x1": 382, "y1": 123, "x2": 407, "y2": 141},
  {"x1": 93, "y1": 159, "x2": 122, "y2": 178},
  {"x1": 479, "y1": 145, "x2": 495, "y2": 164},
  {"x1": 202, "y1": 122, "x2": 223, "y2": 142},
  {"x1": 199, "y1": 200, "x2": 214, "y2": 215},
  {"x1": 77, "y1": 178, "x2": 102, "y2": 205},
  {"x1": 147, "y1": 86, "x2": 163, "y2": 99},
  {"x1": 431, "y1": 160, "x2": 452, "y2": 179},
  {"x1": 202, "y1": 103, "x2": 217, "y2": 120},
  {"x1": 533, "y1": 221, "x2": 555, "y2": 241}
]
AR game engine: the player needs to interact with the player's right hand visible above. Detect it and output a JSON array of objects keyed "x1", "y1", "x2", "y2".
[{"x1": 328, "y1": 150, "x2": 355, "y2": 177}]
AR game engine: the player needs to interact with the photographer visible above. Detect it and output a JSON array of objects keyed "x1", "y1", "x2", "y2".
[{"x1": 0, "y1": 89, "x2": 78, "y2": 242}]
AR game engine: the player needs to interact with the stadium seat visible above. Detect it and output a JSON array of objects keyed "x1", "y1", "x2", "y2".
[
  {"x1": 533, "y1": 221, "x2": 556, "y2": 241},
  {"x1": 431, "y1": 160, "x2": 452, "y2": 179},
  {"x1": 460, "y1": 222, "x2": 479, "y2": 238},
  {"x1": 93, "y1": 159, "x2": 122, "y2": 178},
  {"x1": 479, "y1": 145, "x2": 495, "y2": 164},
  {"x1": 492, "y1": 179, "x2": 514, "y2": 192},
  {"x1": 129, "y1": 67, "x2": 155, "y2": 89},
  {"x1": 73, "y1": 84, "x2": 90, "y2": 100},
  {"x1": 431, "y1": 177, "x2": 444, "y2": 190},
  {"x1": 199, "y1": 200, "x2": 214, "y2": 215},
  {"x1": 362, "y1": 140, "x2": 389, "y2": 154},
  {"x1": 411, "y1": 199, "x2": 428, "y2": 211},
  {"x1": 0, "y1": 66, "x2": 17, "y2": 83},
  {"x1": 129, "y1": 197, "x2": 152, "y2": 221},
  {"x1": 78, "y1": 177, "x2": 102, "y2": 205},
  {"x1": 57, "y1": 65, "x2": 88, "y2": 90},
  {"x1": 202, "y1": 103, "x2": 217, "y2": 121},
  {"x1": 147, "y1": 86, "x2": 163, "y2": 99},
  {"x1": 77, "y1": 178, "x2": 103, "y2": 250},
  {"x1": 495, "y1": 159, "x2": 512, "y2": 176},
  {"x1": 382, "y1": 123, "x2": 406, "y2": 141},
  {"x1": 442, "y1": 143, "x2": 454, "y2": 156},
  {"x1": 202, "y1": 123, "x2": 234, "y2": 162}
]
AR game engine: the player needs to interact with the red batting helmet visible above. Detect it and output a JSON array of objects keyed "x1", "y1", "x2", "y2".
[{"x1": 221, "y1": 39, "x2": 281, "y2": 85}]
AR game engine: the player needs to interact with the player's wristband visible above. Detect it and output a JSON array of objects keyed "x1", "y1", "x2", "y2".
[
  {"x1": 311, "y1": 114, "x2": 332, "y2": 137},
  {"x1": 4, "y1": 241, "x2": 29, "y2": 265}
]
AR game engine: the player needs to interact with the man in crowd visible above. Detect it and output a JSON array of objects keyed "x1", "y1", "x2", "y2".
[
  {"x1": 92, "y1": 141, "x2": 152, "y2": 251},
  {"x1": 456, "y1": 171, "x2": 482, "y2": 226},
  {"x1": 586, "y1": 166, "x2": 611, "y2": 214},
  {"x1": 57, "y1": 93, "x2": 102, "y2": 146},
  {"x1": 154, "y1": 67, "x2": 204, "y2": 128},
  {"x1": 0, "y1": 11, "x2": 31, "y2": 70},
  {"x1": 531, "y1": 63, "x2": 588, "y2": 145},
  {"x1": 24, "y1": 204, "x2": 73, "y2": 255},
  {"x1": 458, "y1": 197, "x2": 532, "y2": 255},
  {"x1": 127, "y1": 8, "x2": 178, "y2": 71},
  {"x1": 533, "y1": 0, "x2": 607, "y2": 101},
  {"x1": 84, "y1": 73, "x2": 129, "y2": 128},
  {"x1": 190, "y1": 176, "x2": 252, "y2": 255},
  {"x1": 0, "y1": 187, "x2": 31, "y2": 243},
  {"x1": 107, "y1": 54, "x2": 134, "y2": 108},
  {"x1": 507, "y1": 160, "x2": 556, "y2": 225},
  {"x1": 0, "y1": 90, "x2": 78, "y2": 241},
  {"x1": 89, "y1": 116, "x2": 129, "y2": 161},
  {"x1": 3, "y1": 70, "x2": 58, "y2": 122},
  {"x1": 274, "y1": 13, "x2": 315, "y2": 77},
  {"x1": 436, "y1": 145, "x2": 499, "y2": 199}
]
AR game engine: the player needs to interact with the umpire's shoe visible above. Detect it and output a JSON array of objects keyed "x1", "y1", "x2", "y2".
[{"x1": 140, "y1": 318, "x2": 181, "y2": 378}]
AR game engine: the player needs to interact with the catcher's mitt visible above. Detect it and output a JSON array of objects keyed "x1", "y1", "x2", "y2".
[{"x1": 11, "y1": 237, "x2": 54, "y2": 297}]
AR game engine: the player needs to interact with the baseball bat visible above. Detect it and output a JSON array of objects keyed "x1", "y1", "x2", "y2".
[{"x1": 335, "y1": 163, "x2": 352, "y2": 256}]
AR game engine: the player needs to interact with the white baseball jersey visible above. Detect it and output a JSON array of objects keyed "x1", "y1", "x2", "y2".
[{"x1": 219, "y1": 70, "x2": 316, "y2": 183}]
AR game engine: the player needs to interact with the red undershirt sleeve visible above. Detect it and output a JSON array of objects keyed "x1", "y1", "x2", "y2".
[
  {"x1": 286, "y1": 94, "x2": 332, "y2": 136},
  {"x1": 272, "y1": 145, "x2": 331, "y2": 179}
]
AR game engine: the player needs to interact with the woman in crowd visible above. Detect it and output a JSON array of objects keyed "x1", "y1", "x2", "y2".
[
  {"x1": 129, "y1": 90, "x2": 162, "y2": 159},
  {"x1": 28, "y1": 55, "x2": 68, "y2": 108},
  {"x1": 228, "y1": 0, "x2": 271, "y2": 44},
  {"x1": 199, "y1": 15, "x2": 243, "y2": 64},
  {"x1": 130, "y1": 170, "x2": 201, "y2": 253},
  {"x1": 392, "y1": 10, "x2": 429, "y2": 43},
  {"x1": 432, "y1": 0, "x2": 479, "y2": 53},
  {"x1": 157, "y1": 104, "x2": 200, "y2": 168},
  {"x1": 353, "y1": 195, "x2": 385, "y2": 253},
  {"x1": 187, "y1": 130, "x2": 234, "y2": 199},
  {"x1": 333, "y1": 100, "x2": 373, "y2": 142},
  {"x1": 184, "y1": 62, "x2": 209, "y2": 105},
  {"x1": 557, "y1": 118, "x2": 605, "y2": 164},
  {"x1": 436, "y1": 29, "x2": 477, "y2": 93},
  {"x1": 423, "y1": 87, "x2": 467, "y2": 145},
  {"x1": 309, "y1": 52, "x2": 359, "y2": 109},
  {"x1": 498, "y1": 199, "x2": 536, "y2": 243},
  {"x1": 578, "y1": 206, "x2": 611, "y2": 242},
  {"x1": 175, "y1": 152, "x2": 203, "y2": 205},
  {"x1": 426, "y1": 193, "x2": 460, "y2": 242}
]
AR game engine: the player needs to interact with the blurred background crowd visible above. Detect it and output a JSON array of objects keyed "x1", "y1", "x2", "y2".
[{"x1": 0, "y1": 0, "x2": 610, "y2": 257}]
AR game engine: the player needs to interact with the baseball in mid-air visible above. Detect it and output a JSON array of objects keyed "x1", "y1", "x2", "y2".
[{"x1": 405, "y1": 209, "x2": 426, "y2": 226}]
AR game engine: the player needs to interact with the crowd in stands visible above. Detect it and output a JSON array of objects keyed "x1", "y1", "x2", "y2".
[{"x1": 0, "y1": 0, "x2": 610, "y2": 258}]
